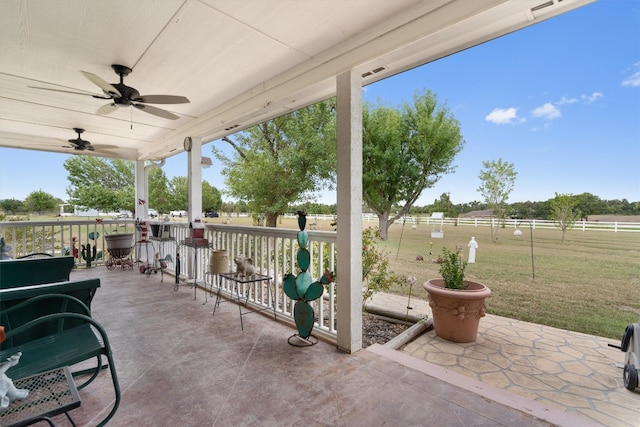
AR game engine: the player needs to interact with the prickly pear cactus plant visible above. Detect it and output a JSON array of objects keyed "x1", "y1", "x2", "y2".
[{"x1": 283, "y1": 211, "x2": 335, "y2": 344}]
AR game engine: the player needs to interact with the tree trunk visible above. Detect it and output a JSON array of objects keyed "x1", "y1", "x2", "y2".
[
  {"x1": 265, "y1": 212, "x2": 279, "y2": 228},
  {"x1": 377, "y1": 212, "x2": 390, "y2": 240}
]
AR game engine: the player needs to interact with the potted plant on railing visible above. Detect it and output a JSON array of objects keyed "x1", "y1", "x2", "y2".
[{"x1": 422, "y1": 247, "x2": 491, "y2": 342}]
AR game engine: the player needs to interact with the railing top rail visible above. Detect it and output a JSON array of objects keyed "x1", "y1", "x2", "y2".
[{"x1": 203, "y1": 224, "x2": 336, "y2": 242}]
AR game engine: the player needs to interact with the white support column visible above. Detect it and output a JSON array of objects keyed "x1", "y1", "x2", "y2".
[
  {"x1": 142, "y1": 159, "x2": 165, "y2": 218},
  {"x1": 187, "y1": 137, "x2": 203, "y2": 221},
  {"x1": 336, "y1": 70, "x2": 363, "y2": 353},
  {"x1": 134, "y1": 160, "x2": 146, "y2": 219}
]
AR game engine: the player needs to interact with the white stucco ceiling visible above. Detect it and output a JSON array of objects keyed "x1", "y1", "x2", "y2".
[{"x1": 0, "y1": 0, "x2": 594, "y2": 161}]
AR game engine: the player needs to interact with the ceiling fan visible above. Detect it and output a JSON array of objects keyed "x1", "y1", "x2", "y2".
[
  {"x1": 32, "y1": 64, "x2": 190, "y2": 120},
  {"x1": 63, "y1": 128, "x2": 117, "y2": 153}
]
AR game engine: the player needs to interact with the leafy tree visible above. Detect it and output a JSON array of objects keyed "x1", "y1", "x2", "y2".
[
  {"x1": 148, "y1": 169, "x2": 221, "y2": 215},
  {"x1": 75, "y1": 183, "x2": 131, "y2": 214},
  {"x1": 214, "y1": 99, "x2": 337, "y2": 227},
  {"x1": 291, "y1": 202, "x2": 335, "y2": 215},
  {"x1": 574, "y1": 192, "x2": 605, "y2": 219},
  {"x1": 430, "y1": 192, "x2": 458, "y2": 218},
  {"x1": 0, "y1": 198, "x2": 25, "y2": 214},
  {"x1": 510, "y1": 200, "x2": 550, "y2": 220},
  {"x1": 24, "y1": 190, "x2": 57, "y2": 214},
  {"x1": 168, "y1": 176, "x2": 188, "y2": 211},
  {"x1": 549, "y1": 193, "x2": 581, "y2": 241},
  {"x1": 363, "y1": 90, "x2": 464, "y2": 240},
  {"x1": 604, "y1": 198, "x2": 633, "y2": 215},
  {"x1": 235, "y1": 200, "x2": 248, "y2": 213},
  {"x1": 64, "y1": 157, "x2": 134, "y2": 213},
  {"x1": 220, "y1": 201, "x2": 240, "y2": 214},
  {"x1": 202, "y1": 181, "x2": 222, "y2": 212},
  {"x1": 458, "y1": 200, "x2": 486, "y2": 214},
  {"x1": 148, "y1": 168, "x2": 171, "y2": 214},
  {"x1": 477, "y1": 158, "x2": 517, "y2": 243}
]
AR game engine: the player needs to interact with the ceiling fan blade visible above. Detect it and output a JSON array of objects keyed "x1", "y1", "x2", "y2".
[
  {"x1": 92, "y1": 146, "x2": 120, "y2": 155},
  {"x1": 135, "y1": 95, "x2": 190, "y2": 104},
  {"x1": 64, "y1": 143, "x2": 92, "y2": 151},
  {"x1": 80, "y1": 70, "x2": 121, "y2": 97},
  {"x1": 133, "y1": 103, "x2": 180, "y2": 120},
  {"x1": 96, "y1": 103, "x2": 118, "y2": 115}
]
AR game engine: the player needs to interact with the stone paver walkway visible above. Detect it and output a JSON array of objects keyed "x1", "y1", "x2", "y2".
[{"x1": 366, "y1": 292, "x2": 640, "y2": 427}]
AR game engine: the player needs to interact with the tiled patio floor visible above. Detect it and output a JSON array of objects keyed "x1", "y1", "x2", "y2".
[
  {"x1": 26, "y1": 267, "x2": 613, "y2": 426},
  {"x1": 367, "y1": 292, "x2": 640, "y2": 427}
]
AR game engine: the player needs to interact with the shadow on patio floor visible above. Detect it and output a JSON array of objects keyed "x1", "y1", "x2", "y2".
[{"x1": 42, "y1": 268, "x2": 599, "y2": 426}]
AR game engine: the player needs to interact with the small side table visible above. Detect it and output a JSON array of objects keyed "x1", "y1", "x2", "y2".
[
  {"x1": 0, "y1": 366, "x2": 81, "y2": 427},
  {"x1": 214, "y1": 273, "x2": 276, "y2": 330}
]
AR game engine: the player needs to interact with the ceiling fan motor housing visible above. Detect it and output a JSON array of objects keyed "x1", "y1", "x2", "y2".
[
  {"x1": 67, "y1": 128, "x2": 94, "y2": 150},
  {"x1": 110, "y1": 84, "x2": 139, "y2": 106}
]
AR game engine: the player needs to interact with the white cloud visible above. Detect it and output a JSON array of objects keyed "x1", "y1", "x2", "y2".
[
  {"x1": 583, "y1": 92, "x2": 603, "y2": 103},
  {"x1": 497, "y1": 91, "x2": 601, "y2": 127},
  {"x1": 485, "y1": 107, "x2": 520, "y2": 125},
  {"x1": 558, "y1": 92, "x2": 603, "y2": 105},
  {"x1": 622, "y1": 62, "x2": 640, "y2": 87},
  {"x1": 531, "y1": 103, "x2": 561, "y2": 120},
  {"x1": 557, "y1": 96, "x2": 578, "y2": 105}
]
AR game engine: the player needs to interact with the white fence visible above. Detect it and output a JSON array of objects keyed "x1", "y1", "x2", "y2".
[{"x1": 285, "y1": 213, "x2": 640, "y2": 233}]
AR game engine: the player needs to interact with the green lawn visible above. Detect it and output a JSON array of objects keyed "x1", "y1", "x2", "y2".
[{"x1": 375, "y1": 221, "x2": 640, "y2": 340}]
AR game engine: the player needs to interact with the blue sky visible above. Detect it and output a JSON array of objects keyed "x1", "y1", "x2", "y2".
[{"x1": 1, "y1": 0, "x2": 639, "y2": 207}]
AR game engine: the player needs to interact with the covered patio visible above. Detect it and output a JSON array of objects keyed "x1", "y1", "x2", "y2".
[
  {"x1": 0, "y1": 0, "x2": 596, "y2": 353},
  {"x1": 2, "y1": 2, "x2": 613, "y2": 425},
  {"x1": 51, "y1": 266, "x2": 583, "y2": 426}
]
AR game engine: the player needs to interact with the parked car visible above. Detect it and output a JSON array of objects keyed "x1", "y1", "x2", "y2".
[
  {"x1": 204, "y1": 211, "x2": 219, "y2": 218},
  {"x1": 170, "y1": 210, "x2": 188, "y2": 217},
  {"x1": 114, "y1": 211, "x2": 131, "y2": 219},
  {"x1": 148, "y1": 209, "x2": 158, "y2": 218}
]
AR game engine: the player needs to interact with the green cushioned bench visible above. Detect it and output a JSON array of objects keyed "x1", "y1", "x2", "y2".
[
  {"x1": 0, "y1": 279, "x2": 101, "y2": 346},
  {"x1": 0, "y1": 281, "x2": 120, "y2": 426},
  {"x1": 0, "y1": 255, "x2": 75, "y2": 289}
]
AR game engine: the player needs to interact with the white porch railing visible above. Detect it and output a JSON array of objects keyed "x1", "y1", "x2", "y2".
[
  {"x1": 0, "y1": 219, "x2": 135, "y2": 260},
  {"x1": 0, "y1": 219, "x2": 339, "y2": 341}
]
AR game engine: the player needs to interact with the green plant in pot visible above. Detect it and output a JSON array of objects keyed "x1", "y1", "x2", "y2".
[
  {"x1": 438, "y1": 248, "x2": 468, "y2": 289},
  {"x1": 423, "y1": 247, "x2": 491, "y2": 342}
]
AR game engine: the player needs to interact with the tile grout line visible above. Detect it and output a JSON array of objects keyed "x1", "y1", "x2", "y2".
[{"x1": 211, "y1": 327, "x2": 264, "y2": 427}]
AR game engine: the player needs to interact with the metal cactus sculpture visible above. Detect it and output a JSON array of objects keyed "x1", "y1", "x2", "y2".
[
  {"x1": 283, "y1": 211, "x2": 335, "y2": 346},
  {"x1": 80, "y1": 231, "x2": 101, "y2": 268},
  {"x1": 81, "y1": 243, "x2": 98, "y2": 268}
]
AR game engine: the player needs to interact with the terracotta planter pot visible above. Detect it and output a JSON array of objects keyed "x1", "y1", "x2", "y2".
[{"x1": 423, "y1": 279, "x2": 491, "y2": 343}]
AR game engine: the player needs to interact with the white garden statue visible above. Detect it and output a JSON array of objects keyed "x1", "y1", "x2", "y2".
[
  {"x1": 0, "y1": 352, "x2": 29, "y2": 409},
  {"x1": 467, "y1": 237, "x2": 478, "y2": 263}
]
